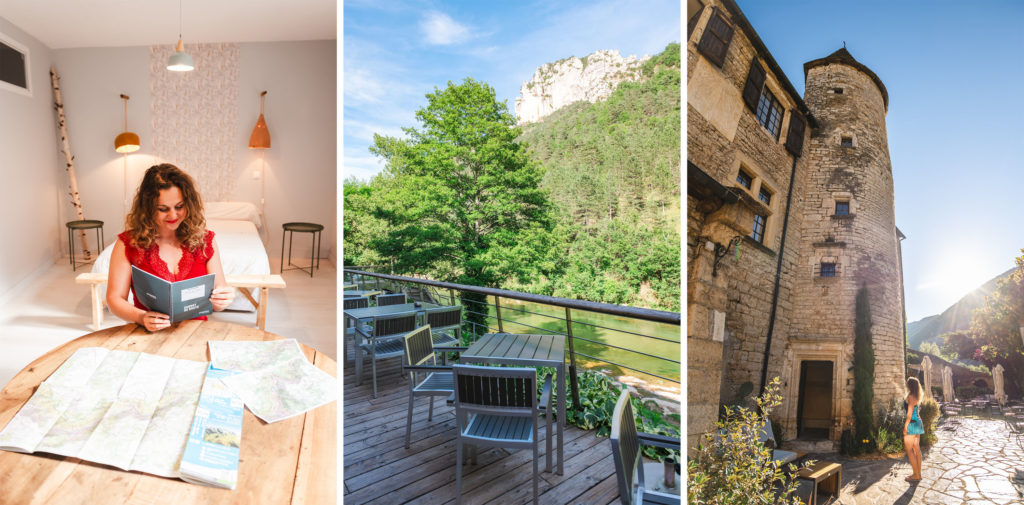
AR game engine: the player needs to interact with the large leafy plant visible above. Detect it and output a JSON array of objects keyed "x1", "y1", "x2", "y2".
[{"x1": 688, "y1": 377, "x2": 808, "y2": 505}]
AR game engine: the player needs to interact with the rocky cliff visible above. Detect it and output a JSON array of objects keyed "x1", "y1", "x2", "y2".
[{"x1": 515, "y1": 49, "x2": 649, "y2": 124}]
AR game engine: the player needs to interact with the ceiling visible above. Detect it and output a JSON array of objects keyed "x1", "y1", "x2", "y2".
[{"x1": 0, "y1": 0, "x2": 336, "y2": 49}]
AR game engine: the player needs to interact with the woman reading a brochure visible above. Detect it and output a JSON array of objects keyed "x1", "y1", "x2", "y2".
[{"x1": 106, "y1": 164, "x2": 235, "y2": 331}]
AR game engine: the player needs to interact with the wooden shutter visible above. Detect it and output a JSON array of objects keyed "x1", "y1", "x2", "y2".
[
  {"x1": 697, "y1": 8, "x2": 734, "y2": 68},
  {"x1": 742, "y1": 59, "x2": 766, "y2": 112},
  {"x1": 785, "y1": 112, "x2": 806, "y2": 156}
]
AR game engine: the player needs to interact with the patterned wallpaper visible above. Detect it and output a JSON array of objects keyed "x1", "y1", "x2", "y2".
[{"x1": 149, "y1": 43, "x2": 239, "y2": 201}]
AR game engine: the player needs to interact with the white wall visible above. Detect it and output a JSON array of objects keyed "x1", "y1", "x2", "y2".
[
  {"x1": 0, "y1": 17, "x2": 62, "y2": 300},
  {"x1": 51, "y1": 40, "x2": 336, "y2": 269}
]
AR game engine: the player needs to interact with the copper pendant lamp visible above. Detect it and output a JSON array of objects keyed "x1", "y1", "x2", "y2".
[
  {"x1": 249, "y1": 91, "x2": 270, "y2": 148},
  {"x1": 114, "y1": 94, "x2": 140, "y2": 153}
]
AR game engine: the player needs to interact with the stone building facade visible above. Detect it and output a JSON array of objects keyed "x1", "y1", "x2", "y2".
[{"x1": 686, "y1": 0, "x2": 907, "y2": 449}]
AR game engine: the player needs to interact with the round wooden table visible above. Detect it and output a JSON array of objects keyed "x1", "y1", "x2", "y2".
[{"x1": 0, "y1": 321, "x2": 336, "y2": 504}]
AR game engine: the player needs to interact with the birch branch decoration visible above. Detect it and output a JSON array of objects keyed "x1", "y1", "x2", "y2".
[{"x1": 50, "y1": 67, "x2": 91, "y2": 260}]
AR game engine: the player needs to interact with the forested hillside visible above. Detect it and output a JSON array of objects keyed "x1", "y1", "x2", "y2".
[{"x1": 344, "y1": 43, "x2": 680, "y2": 311}]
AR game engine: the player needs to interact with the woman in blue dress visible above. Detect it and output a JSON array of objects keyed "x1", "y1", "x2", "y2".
[{"x1": 903, "y1": 377, "x2": 925, "y2": 482}]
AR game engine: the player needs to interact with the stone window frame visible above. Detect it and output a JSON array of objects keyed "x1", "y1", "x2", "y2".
[
  {"x1": 731, "y1": 154, "x2": 781, "y2": 249},
  {"x1": 832, "y1": 87, "x2": 844, "y2": 95},
  {"x1": 837, "y1": 133, "x2": 858, "y2": 148},
  {"x1": 829, "y1": 192, "x2": 857, "y2": 218}
]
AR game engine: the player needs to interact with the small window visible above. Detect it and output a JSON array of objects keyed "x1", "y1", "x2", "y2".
[
  {"x1": 0, "y1": 32, "x2": 31, "y2": 96},
  {"x1": 841, "y1": 136, "x2": 853, "y2": 147},
  {"x1": 756, "y1": 89, "x2": 783, "y2": 139},
  {"x1": 736, "y1": 170, "x2": 752, "y2": 190},
  {"x1": 820, "y1": 262, "x2": 837, "y2": 277},
  {"x1": 751, "y1": 214, "x2": 766, "y2": 243},
  {"x1": 833, "y1": 88, "x2": 843, "y2": 94},
  {"x1": 758, "y1": 187, "x2": 772, "y2": 205},
  {"x1": 835, "y1": 201, "x2": 850, "y2": 215}
]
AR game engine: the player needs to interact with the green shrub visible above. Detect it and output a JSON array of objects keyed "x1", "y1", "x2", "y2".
[
  {"x1": 687, "y1": 377, "x2": 809, "y2": 505},
  {"x1": 955, "y1": 385, "x2": 983, "y2": 400},
  {"x1": 918, "y1": 398, "x2": 940, "y2": 436},
  {"x1": 875, "y1": 426, "x2": 904, "y2": 454}
]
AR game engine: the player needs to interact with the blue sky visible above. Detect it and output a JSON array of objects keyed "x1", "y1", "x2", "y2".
[
  {"x1": 342, "y1": 0, "x2": 681, "y2": 182},
  {"x1": 735, "y1": 1, "x2": 1024, "y2": 322}
]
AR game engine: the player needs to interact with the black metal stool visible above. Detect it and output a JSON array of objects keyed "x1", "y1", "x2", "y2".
[
  {"x1": 281, "y1": 222, "x2": 323, "y2": 277},
  {"x1": 66, "y1": 220, "x2": 104, "y2": 271}
]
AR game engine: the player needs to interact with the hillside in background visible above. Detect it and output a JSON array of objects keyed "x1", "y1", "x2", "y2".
[
  {"x1": 515, "y1": 42, "x2": 681, "y2": 310},
  {"x1": 907, "y1": 267, "x2": 1015, "y2": 350}
]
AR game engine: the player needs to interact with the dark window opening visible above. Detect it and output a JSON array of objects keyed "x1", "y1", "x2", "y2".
[
  {"x1": 835, "y1": 201, "x2": 850, "y2": 215},
  {"x1": 820, "y1": 262, "x2": 837, "y2": 277},
  {"x1": 751, "y1": 214, "x2": 766, "y2": 243},
  {"x1": 841, "y1": 136, "x2": 853, "y2": 147},
  {"x1": 0, "y1": 39, "x2": 28, "y2": 90},
  {"x1": 833, "y1": 88, "x2": 843, "y2": 94},
  {"x1": 736, "y1": 170, "x2": 752, "y2": 190},
  {"x1": 758, "y1": 187, "x2": 772, "y2": 206},
  {"x1": 756, "y1": 89, "x2": 783, "y2": 139}
]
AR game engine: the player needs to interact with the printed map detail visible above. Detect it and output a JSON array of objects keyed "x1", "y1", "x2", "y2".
[
  {"x1": 220, "y1": 357, "x2": 336, "y2": 423},
  {"x1": 208, "y1": 338, "x2": 305, "y2": 372},
  {"x1": 0, "y1": 347, "x2": 208, "y2": 479}
]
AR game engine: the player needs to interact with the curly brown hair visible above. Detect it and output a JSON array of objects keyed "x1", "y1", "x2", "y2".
[{"x1": 125, "y1": 164, "x2": 206, "y2": 251}]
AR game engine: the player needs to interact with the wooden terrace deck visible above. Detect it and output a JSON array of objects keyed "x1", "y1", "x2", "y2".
[{"x1": 343, "y1": 354, "x2": 625, "y2": 505}]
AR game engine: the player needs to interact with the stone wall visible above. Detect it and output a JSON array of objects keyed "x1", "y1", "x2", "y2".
[{"x1": 686, "y1": 0, "x2": 808, "y2": 448}]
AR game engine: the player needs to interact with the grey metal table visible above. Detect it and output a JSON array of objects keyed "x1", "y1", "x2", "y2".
[
  {"x1": 343, "y1": 289, "x2": 384, "y2": 299},
  {"x1": 280, "y1": 222, "x2": 323, "y2": 277},
  {"x1": 460, "y1": 333, "x2": 567, "y2": 475},
  {"x1": 343, "y1": 302, "x2": 445, "y2": 368},
  {"x1": 66, "y1": 220, "x2": 104, "y2": 271}
]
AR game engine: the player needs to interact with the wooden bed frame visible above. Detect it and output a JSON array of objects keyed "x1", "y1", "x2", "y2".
[{"x1": 75, "y1": 273, "x2": 286, "y2": 331}]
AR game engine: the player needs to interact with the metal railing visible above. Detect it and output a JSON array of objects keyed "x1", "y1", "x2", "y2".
[{"x1": 344, "y1": 268, "x2": 681, "y2": 406}]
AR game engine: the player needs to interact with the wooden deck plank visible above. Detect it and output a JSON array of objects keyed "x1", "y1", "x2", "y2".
[{"x1": 342, "y1": 355, "x2": 621, "y2": 505}]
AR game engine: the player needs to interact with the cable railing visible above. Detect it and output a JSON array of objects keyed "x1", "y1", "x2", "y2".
[{"x1": 343, "y1": 268, "x2": 681, "y2": 406}]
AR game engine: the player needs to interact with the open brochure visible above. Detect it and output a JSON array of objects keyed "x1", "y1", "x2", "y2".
[
  {"x1": 131, "y1": 265, "x2": 215, "y2": 323},
  {"x1": 179, "y1": 365, "x2": 244, "y2": 489}
]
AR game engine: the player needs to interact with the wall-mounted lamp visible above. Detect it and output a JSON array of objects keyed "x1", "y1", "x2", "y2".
[
  {"x1": 249, "y1": 91, "x2": 271, "y2": 218},
  {"x1": 167, "y1": 0, "x2": 194, "y2": 71},
  {"x1": 114, "y1": 94, "x2": 140, "y2": 153}
]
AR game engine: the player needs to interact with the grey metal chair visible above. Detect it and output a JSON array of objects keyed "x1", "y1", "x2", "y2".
[
  {"x1": 375, "y1": 293, "x2": 407, "y2": 306},
  {"x1": 424, "y1": 305, "x2": 463, "y2": 361},
  {"x1": 610, "y1": 389, "x2": 681, "y2": 505},
  {"x1": 343, "y1": 297, "x2": 370, "y2": 363},
  {"x1": 355, "y1": 311, "x2": 418, "y2": 398},
  {"x1": 402, "y1": 325, "x2": 466, "y2": 448},
  {"x1": 452, "y1": 364, "x2": 552, "y2": 505}
]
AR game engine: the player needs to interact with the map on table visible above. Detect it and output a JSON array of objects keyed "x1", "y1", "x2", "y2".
[
  {"x1": 0, "y1": 347, "x2": 209, "y2": 478},
  {"x1": 209, "y1": 339, "x2": 336, "y2": 423}
]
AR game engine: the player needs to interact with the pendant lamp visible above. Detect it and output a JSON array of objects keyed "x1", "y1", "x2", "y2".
[
  {"x1": 114, "y1": 94, "x2": 140, "y2": 153},
  {"x1": 248, "y1": 91, "x2": 271, "y2": 148},
  {"x1": 249, "y1": 91, "x2": 271, "y2": 217},
  {"x1": 167, "y1": 0, "x2": 193, "y2": 71}
]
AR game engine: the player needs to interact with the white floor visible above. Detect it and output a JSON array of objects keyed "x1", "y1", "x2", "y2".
[{"x1": 0, "y1": 258, "x2": 337, "y2": 388}]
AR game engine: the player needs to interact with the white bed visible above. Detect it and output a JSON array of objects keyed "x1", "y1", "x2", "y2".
[{"x1": 91, "y1": 202, "x2": 271, "y2": 312}]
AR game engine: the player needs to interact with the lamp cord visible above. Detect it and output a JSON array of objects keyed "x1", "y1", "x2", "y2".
[{"x1": 178, "y1": 0, "x2": 183, "y2": 39}]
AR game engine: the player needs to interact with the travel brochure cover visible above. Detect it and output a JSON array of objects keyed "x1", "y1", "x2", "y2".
[{"x1": 131, "y1": 266, "x2": 215, "y2": 323}]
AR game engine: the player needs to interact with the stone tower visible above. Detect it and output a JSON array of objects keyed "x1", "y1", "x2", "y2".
[{"x1": 772, "y1": 48, "x2": 907, "y2": 442}]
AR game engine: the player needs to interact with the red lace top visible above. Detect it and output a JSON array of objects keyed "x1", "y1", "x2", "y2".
[{"x1": 119, "y1": 230, "x2": 216, "y2": 320}]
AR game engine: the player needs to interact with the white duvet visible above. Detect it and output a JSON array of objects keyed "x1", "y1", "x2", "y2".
[{"x1": 91, "y1": 219, "x2": 271, "y2": 312}]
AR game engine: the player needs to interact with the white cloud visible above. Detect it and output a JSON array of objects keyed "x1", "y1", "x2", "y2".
[
  {"x1": 342, "y1": 154, "x2": 387, "y2": 183},
  {"x1": 421, "y1": 11, "x2": 471, "y2": 45}
]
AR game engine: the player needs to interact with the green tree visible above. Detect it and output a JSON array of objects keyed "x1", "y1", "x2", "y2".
[
  {"x1": 367, "y1": 78, "x2": 559, "y2": 328},
  {"x1": 946, "y1": 250, "x2": 1024, "y2": 398}
]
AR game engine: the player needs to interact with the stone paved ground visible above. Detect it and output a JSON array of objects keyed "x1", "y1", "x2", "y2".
[{"x1": 800, "y1": 418, "x2": 1024, "y2": 505}]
